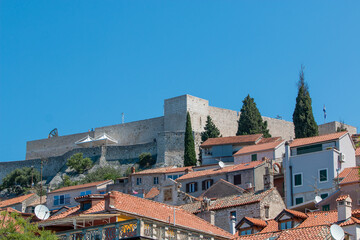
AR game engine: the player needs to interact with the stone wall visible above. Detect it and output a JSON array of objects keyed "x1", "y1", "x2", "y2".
[{"x1": 318, "y1": 121, "x2": 357, "y2": 136}]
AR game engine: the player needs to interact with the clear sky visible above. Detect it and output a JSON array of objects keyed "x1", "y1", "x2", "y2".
[{"x1": 1, "y1": 1, "x2": 359, "y2": 162}]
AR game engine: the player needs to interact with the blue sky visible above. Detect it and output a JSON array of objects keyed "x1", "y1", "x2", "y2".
[{"x1": 1, "y1": 1, "x2": 359, "y2": 162}]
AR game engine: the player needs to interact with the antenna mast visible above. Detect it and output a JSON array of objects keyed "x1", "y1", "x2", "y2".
[{"x1": 122, "y1": 113, "x2": 124, "y2": 124}]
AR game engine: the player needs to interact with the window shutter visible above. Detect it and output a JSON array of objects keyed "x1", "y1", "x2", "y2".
[
  {"x1": 209, "y1": 179, "x2": 214, "y2": 186},
  {"x1": 194, "y1": 182, "x2": 198, "y2": 192},
  {"x1": 186, "y1": 183, "x2": 189, "y2": 193},
  {"x1": 202, "y1": 180, "x2": 206, "y2": 190}
]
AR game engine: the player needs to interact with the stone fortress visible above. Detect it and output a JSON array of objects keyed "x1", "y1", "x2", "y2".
[{"x1": 0, "y1": 94, "x2": 356, "y2": 184}]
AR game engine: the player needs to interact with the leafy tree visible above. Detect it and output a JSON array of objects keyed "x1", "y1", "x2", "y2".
[
  {"x1": 66, "y1": 153, "x2": 93, "y2": 174},
  {"x1": 81, "y1": 166, "x2": 122, "y2": 183},
  {"x1": 293, "y1": 65, "x2": 318, "y2": 138},
  {"x1": 201, "y1": 116, "x2": 221, "y2": 142},
  {"x1": 138, "y1": 152, "x2": 156, "y2": 168},
  {"x1": 0, "y1": 211, "x2": 57, "y2": 240},
  {"x1": 1, "y1": 167, "x2": 40, "y2": 194},
  {"x1": 337, "y1": 121, "x2": 348, "y2": 132},
  {"x1": 184, "y1": 112, "x2": 197, "y2": 166},
  {"x1": 236, "y1": 95, "x2": 271, "y2": 137}
]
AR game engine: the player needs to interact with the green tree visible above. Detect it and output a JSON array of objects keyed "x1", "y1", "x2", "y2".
[
  {"x1": 1, "y1": 167, "x2": 40, "y2": 194},
  {"x1": 0, "y1": 211, "x2": 57, "y2": 240},
  {"x1": 184, "y1": 112, "x2": 197, "y2": 166},
  {"x1": 236, "y1": 95, "x2": 271, "y2": 137},
  {"x1": 337, "y1": 121, "x2": 348, "y2": 132},
  {"x1": 81, "y1": 166, "x2": 122, "y2": 183},
  {"x1": 138, "y1": 152, "x2": 156, "y2": 168},
  {"x1": 201, "y1": 116, "x2": 221, "y2": 142},
  {"x1": 293, "y1": 65, "x2": 318, "y2": 138},
  {"x1": 66, "y1": 153, "x2": 93, "y2": 174}
]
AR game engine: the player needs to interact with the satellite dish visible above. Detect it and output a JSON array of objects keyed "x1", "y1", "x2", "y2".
[
  {"x1": 218, "y1": 161, "x2": 225, "y2": 169},
  {"x1": 34, "y1": 205, "x2": 50, "y2": 220},
  {"x1": 314, "y1": 196, "x2": 322, "y2": 203},
  {"x1": 330, "y1": 224, "x2": 345, "y2": 240}
]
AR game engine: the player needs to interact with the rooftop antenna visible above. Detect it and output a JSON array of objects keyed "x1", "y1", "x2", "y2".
[
  {"x1": 122, "y1": 113, "x2": 124, "y2": 124},
  {"x1": 330, "y1": 224, "x2": 345, "y2": 240},
  {"x1": 34, "y1": 205, "x2": 50, "y2": 220}
]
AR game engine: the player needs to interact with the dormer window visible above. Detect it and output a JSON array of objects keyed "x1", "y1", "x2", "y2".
[
  {"x1": 240, "y1": 229, "x2": 252, "y2": 235},
  {"x1": 81, "y1": 202, "x2": 92, "y2": 211},
  {"x1": 280, "y1": 221, "x2": 292, "y2": 230},
  {"x1": 274, "y1": 209, "x2": 307, "y2": 231}
]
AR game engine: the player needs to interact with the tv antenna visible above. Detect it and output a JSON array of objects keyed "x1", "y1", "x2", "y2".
[
  {"x1": 330, "y1": 224, "x2": 345, "y2": 240},
  {"x1": 34, "y1": 205, "x2": 50, "y2": 220},
  {"x1": 122, "y1": 113, "x2": 124, "y2": 124}
]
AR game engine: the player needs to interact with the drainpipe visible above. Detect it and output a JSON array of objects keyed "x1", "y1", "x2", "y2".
[{"x1": 289, "y1": 165, "x2": 293, "y2": 206}]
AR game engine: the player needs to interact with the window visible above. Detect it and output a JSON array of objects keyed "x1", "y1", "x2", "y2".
[
  {"x1": 320, "y1": 193, "x2": 329, "y2": 199},
  {"x1": 136, "y1": 178, "x2": 142, "y2": 185},
  {"x1": 81, "y1": 202, "x2": 92, "y2": 211},
  {"x1": 230, "y1": 211, "x2": 237, "y2": 221},
  {"x1": 280, "y1": 221, "x2": 292, "y2": 230},
  {"x1": 54, "y1": 194, "x2": 70, "y2": 206},
  {"x1": 154, "y1": 177, "x2": 159, "y2": 185},
  {"x1": 202, "y1": 179, "x2": 214, "y2": 190},
  {"x1": 167, "y1": 174, "x2": 183, "y2": 180},
  {"x1": 251, "y1": 154, "x2": 257, "y2": 161},
  {"x1": 297, "y1": 144, "x2": 322, "y2": 155},
  {"x1": 319, "y1": 169, "x2": 328, "y2": 182},
  {"x1": 234, "y1": 174, "x2": 242, "y2": 185},
  {"x1": 164, "y1": 189, "x2": 172, "y2": 201},
  {"x1": 294, "y1": 173, "x2": 302, "y2": 187},
  {"x1": 265, "y1": 206, "x2": 270, "y2": 219},
  {"x1": 295, "y1": 197, "x2": 304, "y2": 205},
  {"x1": 240, "y1": 229, "x2": 252, "y2": 235},
  {"x1": 80, "y1": 190, "x2": 91, "y2": 196},
  {"x1": 186, "y1": 182, "x2": 198, "y2": 193},
  {"x1": 322, "y1": 204, "x2": 330, "y2": 211}
]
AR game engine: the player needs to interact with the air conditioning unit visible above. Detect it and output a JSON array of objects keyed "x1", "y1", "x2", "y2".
[{"x1": 338, "y1": 153, "x2": 345, "y2": 162}]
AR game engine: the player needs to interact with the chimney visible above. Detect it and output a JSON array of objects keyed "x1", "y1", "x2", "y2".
[
  {"x1": 198, "y1": 210, "x2": 215, "y2": 225},
  {"x1": 230, "y1": 215, "x2": 236, "y2": 235},
  {"x1": 337, "y1": 195, "x2": 352, "y2": 222},
  {"x1": 131, "y1": 166, "x2": 136, "y2": 174},
  {"x1": 105, "y1": 192, "x2": 116, "y2": 211}
]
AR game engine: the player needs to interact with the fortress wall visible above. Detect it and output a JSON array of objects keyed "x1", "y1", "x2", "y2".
[
  {"x1": 157, "y1": 132, "x2": 185, "y2": 166},
  {"x1": 95, "y1": 117, "x2": 164, "y2": 145},
  {"x1": 25, "y1": 132, "x2": 95, "y2": 160},
  {"x1": 318, "y1": 121, "x2": 357, "y2": 136},
  {"x1": 164, "y1": 95, "x2": 188, "y2": 132},
  {"x1": 105, "y1": 142, "x2": 157, "y2": 161},
  {"x1": 208, "y1": 106, "x2": 239, "y2": 136},
  {"x1": 263, "y1": 117, "x2": 295, "y2": 140},
  {"x1": 186, "y1": 95, "x2": 210, "y2": 133}
]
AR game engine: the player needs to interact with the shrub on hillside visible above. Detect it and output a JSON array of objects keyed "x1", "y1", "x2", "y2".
[
  {"x1": 81, "y1": 166, "x2": 122, "y2": 183},
  {"x1": 66, "y1": 153, "x2": 93, "y2": 174}
]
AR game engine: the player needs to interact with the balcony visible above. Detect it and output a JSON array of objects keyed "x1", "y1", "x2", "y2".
[{"x1": 56, "y1": 219, "x2": 215, "y2": 240}]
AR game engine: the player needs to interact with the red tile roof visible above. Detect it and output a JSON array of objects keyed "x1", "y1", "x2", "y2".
[
  {"x1": 356, "y1": 148, "x2": 360, "y2": 156},
  {"x1": 181, "y1": 188, "x2": 275, "y2": 213},
  {"x1": 283, "y1": 209, "x2": 308, "y2": 219},
  {"x1": 338, "y1": 167, "x2": 360, "y2": 185},
  {"x1": 132, "y1": 166, "x2": 192, "y2": 175},
  {"x1": 0, "y1": 193, "x2": 35, "y2": 208},
  {"x1": 289, "y1": 131, "x2": 348, "y2": 148},
  {"x1": 234, "y1": 141, "x2": 284, "y2": 156},
  {"x1": 258, "y1": 137, "x2": 282, "y2": 144},
  {"x1": 110, "y1": 191, "x2": 232, "y2": 238},
  {"x1": 340, "y1": 217, "x2": 360, "y2": 227},
  {"x1": 297, "y1": 210, "x2": 337, "y2": 228},
  {"x1": 201, "y1": 134, "x2": 263, "y2": 147},
  {"x1": 50, "y1": 180, "x2": 113, "y2": 194},
  {"x1": 145, "y1": 187, "x2": 160, "y2": 199},
  {"x1": 336, "y1": 195, "x2": 350, "y2": 202},
  {"x1": 243, "y1": 217, "x2": 267, "y2": 227},
  {"x1": 177, "y1": 160, "x2": 265, "y2": 181}
]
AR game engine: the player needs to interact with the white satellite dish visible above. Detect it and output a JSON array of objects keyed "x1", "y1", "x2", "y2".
[
  {"x1": 218, "y1": 161, "x2": 225, "y2": 169},
  {"x1": 330, "y1": 224, "x2": 345, "y2": 240},
  {"x1": 314, "y1": 196, "x2": 322, "y2": 204},
  {"x1": 34, "y1": 205, "x2": 50, "y2": 220}
]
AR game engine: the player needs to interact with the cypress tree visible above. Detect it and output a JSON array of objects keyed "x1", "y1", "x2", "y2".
[
  {"x1": 293, "y1": 66, "x2": 318, "y2": 138},
  {"x1": 236, "y1": 95, "x2": 271, "y2": 138},
  {"x1": 184, "y1": 112, "x2": 197, "y2": 166},
  {"x1": 201, "y1": 116, "x2": 221, "y2": 142}
]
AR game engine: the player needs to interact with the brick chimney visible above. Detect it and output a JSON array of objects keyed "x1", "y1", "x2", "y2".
[
  {"x1": 105, "y1": 192, "x2": 116, "y2": 211},
  {"x1": 337, "y1": 195, "x2": 352, "y2": 222}
]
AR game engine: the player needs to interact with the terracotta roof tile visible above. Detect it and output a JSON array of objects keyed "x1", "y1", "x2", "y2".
[
  {"x1": 290, "y1": 131, "x2": 348, "y2": 148},
  {"x1": 258, "y1": 137, "x2": 282, "y2": 144},
  {"x1": 340, "y1": 217, "x2": 360, "y2": 227},
  {"x1": 336, "y1": 195, "x2": 350, "y2": 201},
  {"x1": 110, "y1": 191, "x2": 233, "y2": 238},
  {"x1": 259, "y1": 219, "x2": 278, "y2": 233},
  {"x1": 132, "y1": 166, "x2": 192, "y2": 175},
  {"x1": 177, "y1": 160, "x2": 264, "y2": 181},
  {"x1": 297, "y1": 210, "x2": 337, "y2": 228},
  {"x1": 50, "y1": 180, "x2": 113, "y2": 194},
  {"x1": 283, "y1": 209, "x2": 308, "y2": 219},
  {"x1": 244, "y1": 217, "x2": 267, "y2": 227},
  {"x1": 338, "y1": 167, "x2": 360, "y2": 185},
  {"x1": 145, "y1": 187, "x2": 160, "y2": 199},
  {"x1": 356, "y1": 148, "x2": 360, "y2": 156},
  {"x1": 0, "y1": 193, "x2": 35, "y2": 208},
  {"x1": 234, "y1": 141, "x2": 284, "y2": 156},
  {"x1": 181, "y1": 188, "x2": 275, "y2": 213},
  {"x1": 201, "y1": 134, "x2": 263, "y2": 147}
]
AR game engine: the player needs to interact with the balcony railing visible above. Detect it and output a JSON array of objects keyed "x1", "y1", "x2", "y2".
[{"x1": 56, "y1": 219, "x2": 216, "y2": 240}]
